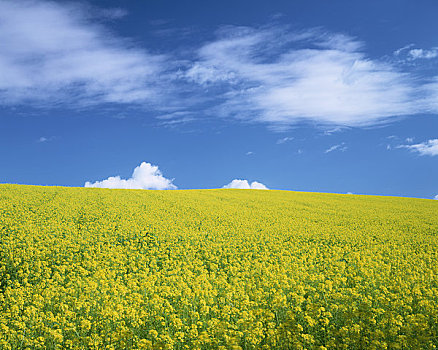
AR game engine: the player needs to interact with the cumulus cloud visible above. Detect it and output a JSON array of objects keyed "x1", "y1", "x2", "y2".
[
  {"x1": 184, "y1": 26, "x2": 420, "y2": 127},
  {"x1": 0, "y1": 0, "x2": 167, "y2": 106},
  {"x1": 85, "y1": 162, "x2": 177, "y2": 190},
  {"x1": 223, "y1": 179, "x2": 268, "y2": 189},
  {"x1": 325, "y1": 143, "x2": 347, "y2": 153},
  {"x1": 398, "y1": 139, "x2": 438, "y2": 156},
  {"x1": 434, "y1": 195, "x2": 438, "y2": 200}
]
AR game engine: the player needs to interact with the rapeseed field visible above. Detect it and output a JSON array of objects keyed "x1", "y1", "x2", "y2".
[{"x1": 0, "y1": 184, "x2": 437, "y2": 349}]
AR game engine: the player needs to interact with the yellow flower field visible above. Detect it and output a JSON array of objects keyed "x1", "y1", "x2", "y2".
[{"x1": 0, "y1": 184, "x2": 437, "y2": 349}]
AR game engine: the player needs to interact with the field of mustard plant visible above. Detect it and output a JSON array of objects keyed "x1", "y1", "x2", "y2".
[{"x1": 0, "y1": 184, "x2": 437, "y2": 349}]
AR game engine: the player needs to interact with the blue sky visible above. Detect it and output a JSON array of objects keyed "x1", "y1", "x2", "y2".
[{"x1": 1, "y1": 0, "x2": 437, "y2": 198}]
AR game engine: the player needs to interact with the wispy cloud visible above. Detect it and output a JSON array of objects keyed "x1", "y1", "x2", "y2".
[
  {"x1": 98, "y1": 7, "x2": 128, "y2": 20},
  {"x1": 276, "y1": 136, "x2": 294, "y2": 144},
  {"x1": 183, "y1": 63, "x2": 237, "y2": 85},
  {"x1": 37, "y1": 136, "x2": 50, "y2": 143},
  {"x1": 393, "y1": 44, "x2": 415, "y2": 56},
  {"x1": 408, "y1": 48, "x2": 438, "y2": 60},
  {"x1": 398, "y1": 139, "x2": 438, "y2": 156},
  {"x1": 324, "y1": 143, "x2": 347, "y2": 153},
  {"x1": 323, "y1": 126, "x2": 346, "y2": 135},
  {"x1": 154, "y1": 111, "x2": 197, "y2": 128},
  {"x1": 394, "y1": 44, "x2": 438, "y2": 60},
  {"x1": 184, "y1": 26, "x2": 421, "y2": 128},
  {"x1": 223, "y1": 179, "x2": 268, "y2": 189},
  {"x1": 85, "y1": 162, "x2": 177, "y2": 189},
  {"x1": 0, "y1": 0, "x2": 168, "y2": 106},
  {"x1": 2, "y1": 3, "x2": 438, "y2": 131}
]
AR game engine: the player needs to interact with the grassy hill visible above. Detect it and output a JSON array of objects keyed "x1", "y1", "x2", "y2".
[{"x1": 1, "y1": 184, "x2": 437, "y2": 349}]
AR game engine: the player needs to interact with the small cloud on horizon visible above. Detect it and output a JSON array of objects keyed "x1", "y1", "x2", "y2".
[
  {"x1": 85, "y1": 162, "x2": 177, "y2": 190},
  {"x1": 223, "y1": 179, "x2": 269, "y2": 190}
]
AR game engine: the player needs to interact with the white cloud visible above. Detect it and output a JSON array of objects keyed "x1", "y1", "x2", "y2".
[
  {"x1": 398, "y1": 139, "x2": 438, "y2": 156},
  {"x1": 393, "y1": 44, "x2": 415, "y2": 56},
  {"x1": 323, "y1": 126, "x2": 346, "y2": 135},
  {"x1": 408, "y1": 48, "x2": 438, "y2": 60},
  {"x1": 325, "y1": 143, "x2": 347, "y2": 153},
  {"x1": 434, "y1": 195, "x2": 438, "y2": 200},
  {"x1": 37, "y1": 136, "x2": 55, "y2": 143},
  {"x1": 276, "y1": 137, "x2": 294, "y2": 144},
  {"x1": 223, "y1": 179, "x2": 268, "y2": 190},
  {"x1": 405, "y1": 137, "x2": 414, "y2": 143},
  {"x1": 0, "y1": 0, "x2": 167, "y2": 106},
  {"x1": 183, "y1": 63, "x2": 237, "y2": 85},
  {"x1": 85, "y1": 162, "x2": 177, "y2": 190},
  {"x1": 394, "y1": 45, "x2": 438, "y2": 61},
  {"x1": 98, "y1": 8, "x2": 128, "y2": 20},
  {"x1": 155, "y1": 111, "x2": 196, "y2": 127},
  {"x1": 422, "y1": 77, "x2": 438, "y2": 113},
  {"x1": 185, "y1": 26, "x2": 419, "y2": 127},
  {"x1": 250, "y1": 181, "x2": 268, "y2": 189},
  {"x1": 246, "y1": 151, "x2": 254, "y2": 155},
  {"x1": 3, "y1": 5, "x2": 438, "y2": 131}
]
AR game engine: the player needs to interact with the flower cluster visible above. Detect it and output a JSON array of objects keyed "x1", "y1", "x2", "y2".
[{"x1": 0, "y1": 184, "x2": 437, "y2": 349}]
